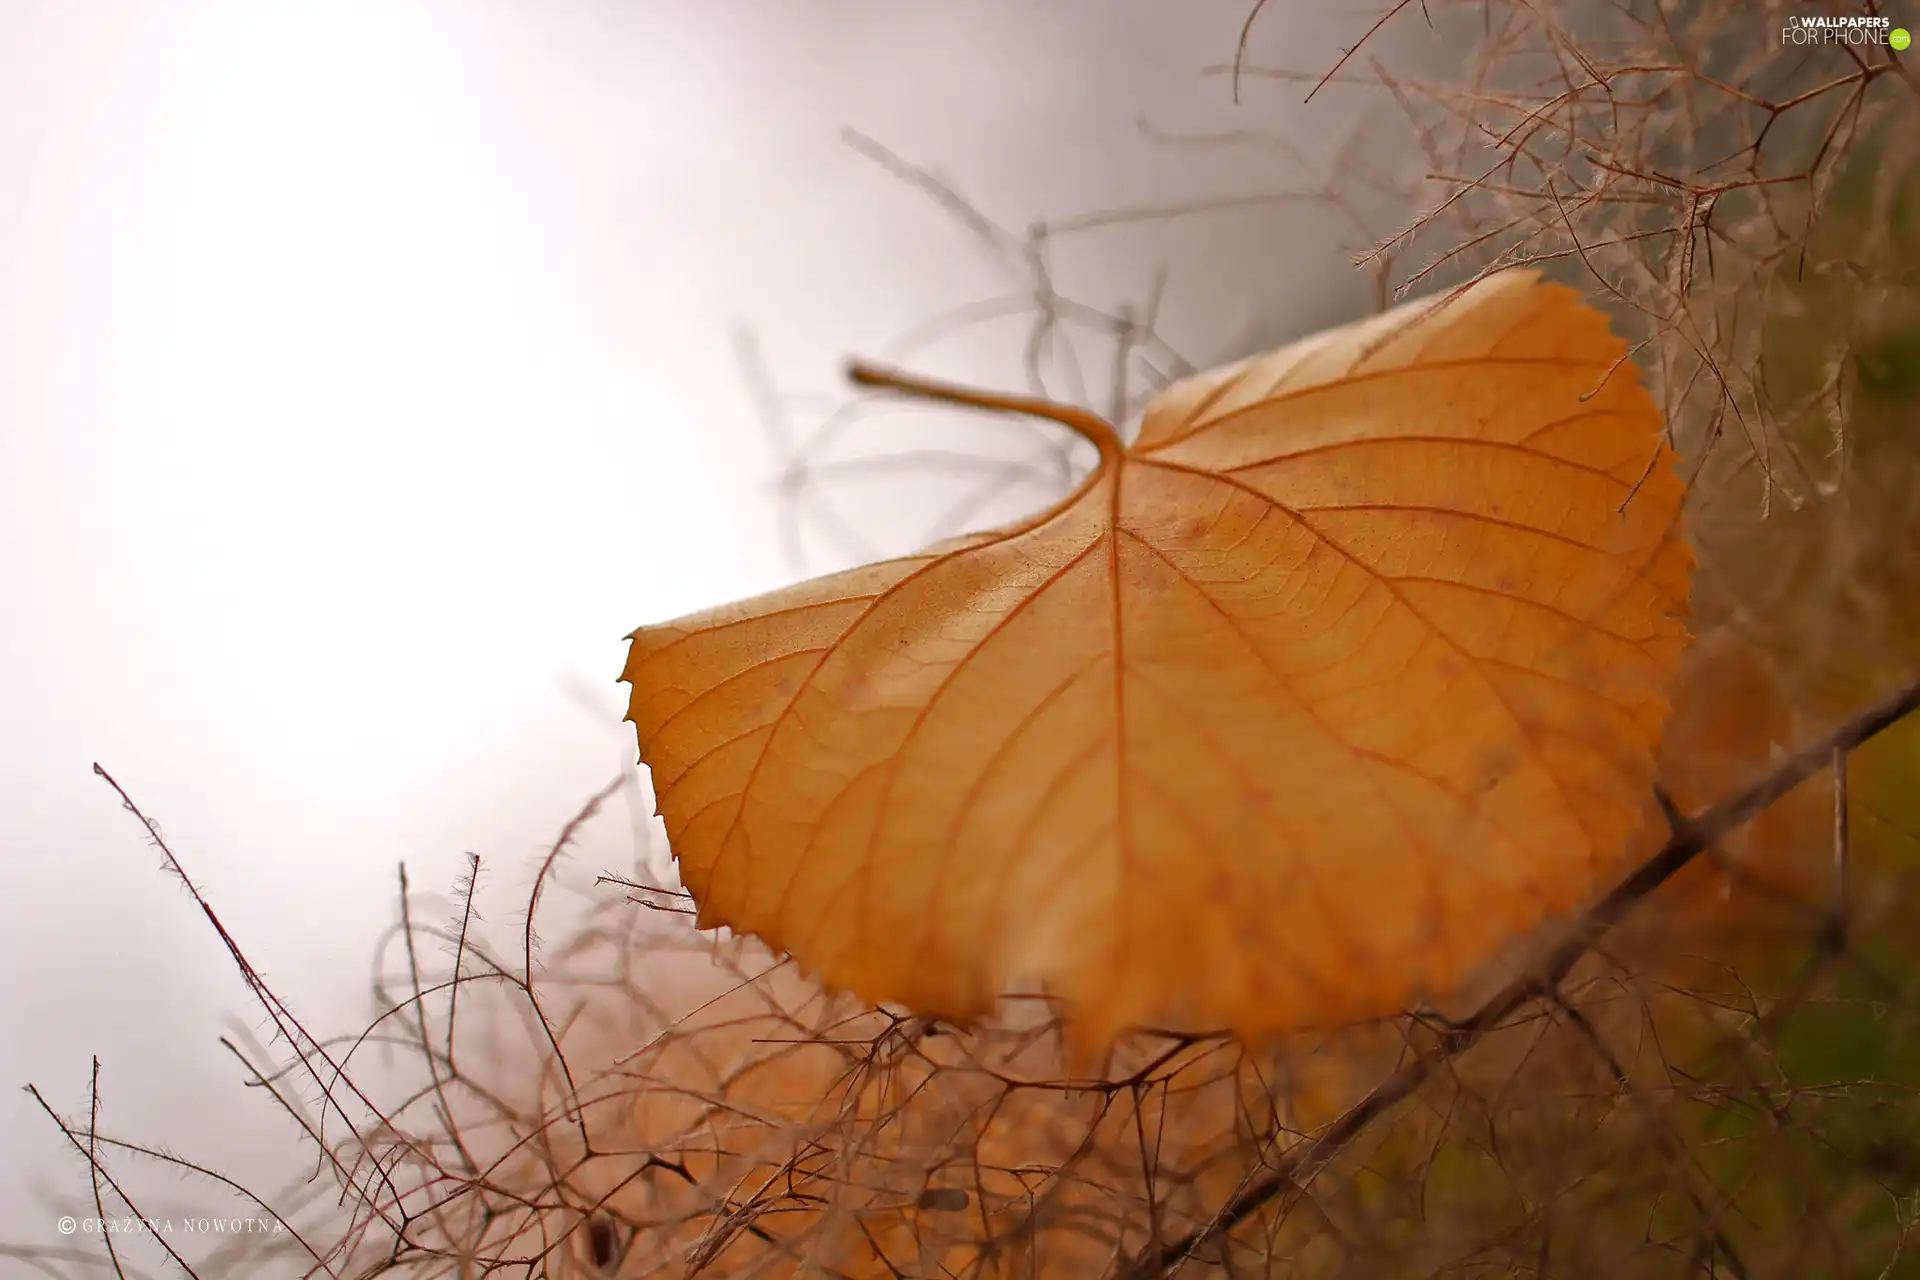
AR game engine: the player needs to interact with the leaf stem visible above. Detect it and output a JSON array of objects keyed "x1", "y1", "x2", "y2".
[{"x1": 846, "y1": 358, "x2": 1126, "y2": 468}]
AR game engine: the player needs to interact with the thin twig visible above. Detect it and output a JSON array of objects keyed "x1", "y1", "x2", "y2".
[{"x1": 1124, "y1": 676, "x2": 1920, "y2": 1278}]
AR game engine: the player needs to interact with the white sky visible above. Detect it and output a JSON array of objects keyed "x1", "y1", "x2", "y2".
[{"x1": 0, "y1": 0, "x2": 1437, "y2": 1265}]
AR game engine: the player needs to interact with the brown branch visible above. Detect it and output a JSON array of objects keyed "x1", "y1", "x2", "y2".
[
  {"x1": 88, "y1": 764, "x2": 412, "y2": 1234},
  {"x1": 522, "y1": 773, "x2": 628, "y2": 1155},
  {"x1": 1123, "y1": 675, "x2": 1920, "y2": 1278},
  {"x1": 1306, "y1": 0, "x2": 1422, "y2": 105}
]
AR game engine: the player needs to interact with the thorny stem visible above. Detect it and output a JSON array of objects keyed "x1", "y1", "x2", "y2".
[
  {"x1": 27, "y1": 1074, "x2": 205, "y2": 1279},
  {"x1": 847, "y1": 358, "x2": 1127, "y2": 469},
  {"x1": 522, "y1": 774, "x2": 627, "y2": 1156},
  {"x1": 84, "y1": 1058, "x2": 124, "y2": 1280},
  {"x1": 87, "y1": 763, "x2": 413, "y2": 1234},
  {"x1": 1124, "y1": 675, "x2": 1920, "y2": 1279}
]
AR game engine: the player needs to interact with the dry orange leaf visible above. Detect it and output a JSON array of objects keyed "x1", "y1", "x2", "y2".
[{"x1": 622, "y1": 269, "x2": 1693, "y2": 1053}]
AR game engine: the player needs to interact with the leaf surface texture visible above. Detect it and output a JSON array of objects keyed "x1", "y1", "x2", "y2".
[{"x1": 622, "y1": 270, "x2": 1693, "y2": 1050}]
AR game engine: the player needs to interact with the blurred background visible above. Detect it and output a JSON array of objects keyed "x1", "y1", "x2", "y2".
[{"x1": 0, "y1": 0, "x2": 1442, "y2": 1259}]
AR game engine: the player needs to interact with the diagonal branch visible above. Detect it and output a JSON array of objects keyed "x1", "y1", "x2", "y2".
[{"x1": 1123, "y1": 674, "x2": 1920, "y2": 1278}]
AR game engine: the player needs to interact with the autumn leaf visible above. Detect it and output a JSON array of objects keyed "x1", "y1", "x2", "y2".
[{"x1": 621, "y1": 269, "x2": 1693, "y2": 1054}]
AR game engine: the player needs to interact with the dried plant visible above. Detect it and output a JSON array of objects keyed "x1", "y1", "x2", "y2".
[{"x1": 16, "y1": 3, "x2": 1920, "y2": 1278}]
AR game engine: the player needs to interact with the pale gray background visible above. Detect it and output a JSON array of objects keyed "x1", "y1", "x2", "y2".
[{"x1": 0, "y1": 0, "x2": 1442, "y2": 1265}]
